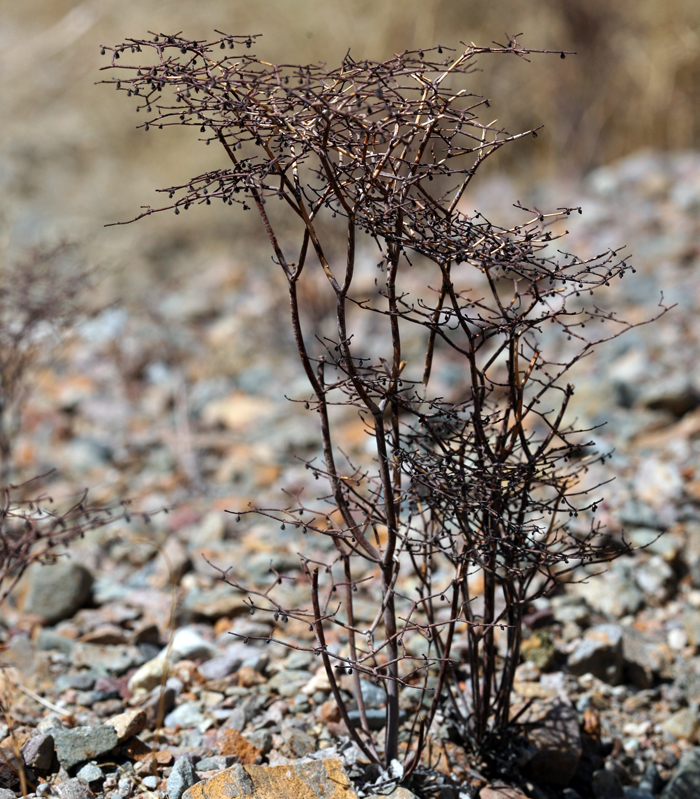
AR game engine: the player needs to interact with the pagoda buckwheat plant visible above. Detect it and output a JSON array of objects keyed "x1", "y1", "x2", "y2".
[{"x1": 101, "y1": 33, "x2": 666, "y2": 774}]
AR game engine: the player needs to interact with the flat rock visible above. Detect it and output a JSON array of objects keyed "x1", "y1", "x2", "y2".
[
  {"x1": 662, "y1": 708, "x2": 699, "y2": 742},
  {"x1": 568, "y1": 624, "x2": 624, "y2": 684},
  {"x1": 622, "y1": 628, "x2": 667, "y2": 688},
  {"x1": 71, "y1": 642, "x2": 144, "y2": 675},
  {"x1": 169, "y1": 628, "x2": 219, "y2": 662},
  {"x1": 23, "y1": 562, "x2": 94, "y2": 624},
  {"x1": 53, "y1": 725, "x2": 118, "y2": 770},
  {"x1": 54, "y1": 778, "x2": 95, "y2": 799},
  {"x1": 479, "y1": 789, "x2": 528, "y2": 799},
  {"x1": 128, "y1": 656, "x2": 170, "y2": 695},
  {"x1": 182, "y1": 759, "x2": 358, "y2": 799}
]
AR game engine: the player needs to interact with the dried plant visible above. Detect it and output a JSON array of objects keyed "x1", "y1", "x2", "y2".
[
  {"x1": 0, "y1": 242, "x2": 93, "y2": 479},
  {"x1": 0, "y1": 473, "x2": 142, "y2": 608},
  {"x1": 101, "y1": 33, "x2": 666, "y2": 774}
]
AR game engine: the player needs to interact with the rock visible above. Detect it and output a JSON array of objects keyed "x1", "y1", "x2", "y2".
[
  {"x1": 182, "y1": 759, "x2": 357, "y2": 799},
  {"x1": 568, "y1": 625, "x2": 624, "y2": 684},
  {"x1": 195, "y1": 756, "x2": 234, "y2": 772},
  {"x1": 37, "y1": 628, "x2": 76, "y2": 656},
  {"x1": 267, "y1": 669, "x2": 313, "y2": 697},
  {"x1": 164, "y1": 701, "x2": 205, "y2": 729},
  {"x1": 0, "y1": 789, "x2": 17, "y2": 799},
  {"x1": 167, "y1": 756, "x2": 200, "y2": 799},
  {"x1": 198, "y1": 643, "x2": 261, "y2": 681},
  {"x1": 149, "y1": 537, "x2": 191, "y2": 589},
  {"x1": 661, "y1": 748, "x2": 700, "y2": 798},
  {"x1": 169, "y1": 628, "x2": 219, "y2": 662},
  {"x1": 234, "y1": 665, "x2": 263, "y2": 689},
  {"x1": 21, "y1": 733, "x2": 54, "y2": 770},
  {"x1": 575, "y1": 565, "x2": 644, "y2": 619},
  {"x1": 662, "y1": 708, "x2": 699, "y2": 742},
  {"x1": 54, "y1": 778, "x2": 95, "y2": 799},
  {"x1": 76, "y1": 763, "x2": 104, "y2": 784},
  {"x1": 358, "y1": 679, "x2": 386, "y2": 708},
  {"x1": 521, "y1": 631, "x2": 556, "y2": 670},
  {"x1": 128, "y1": 657, "x2": 170, "y2": 695},
  {"x1": 347, "y1": 709, "x2": 387, "y2": 730},
  {"x1": 140, "y1": 684, "x2": 177, "y2": 729},
  {"x1": 282, "y1": 727, "x2": 315, "y2": 758},
  {"x1": 520, "y1": 699, "x2": 582, "y2": 787},
  {"x1": 53, "y1": 725, "x2": 119, "y2": 770},
  {"x1": 106, "y1": 709, "x2": 147, "y2": 743},
  {"x1": 201, "y1": 393, "x2": 274, "y2": 431},
  {"x1": 55, "y1": 673, "x2": 97, "y2": 692},
  {"x1": 634, "y1": 555, "x2": 676, "y2": 601},
  {"x1": 71, "y1": 643, "x2": 144, "y2": 675},
  {"x1": 0, "y1": 748, "x2": 22, "y2": 790},
  {"x1": 622, "y1": 628, "x2": 667, "y2": 689},
  {"x1": 216, "y1": 729, "x2": 261, "y2": 764},
  {"x1": 592, "y1": 769, "x2": 624, "y2": 798},
  {"x1": 479, "y1": 788, "x2": 528, "y2": 799},
  {"x1": 367, "y1": 790, "x2": 419, "y2": 799},
  {"x1": 23, "y1": 562, "x2": 94, "y2": 624}
]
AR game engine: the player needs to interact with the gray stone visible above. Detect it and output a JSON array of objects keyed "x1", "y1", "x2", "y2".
[
  {"x1": 142, "y1": 776, "x2": 159, "y2": 789},
  {"x1": 634, "y1": 555, "x2": 675, "y2": 601},
  {"x1": 347, "y1": 708, "x2": 387, "y2": 730},
  {"x1": 195, "y1": 756, "x2": 232, "y2": 772},
  {"x1": 141, "y1": 685, "x2": 176, "y2": 729},
  {"x1": 266, "y1": 669, "x2": 313, "y2": 697},
  {"x1": 37, "y1": 628, "x2": 75, "y2": 656},
  {"x1": 24, "y1": 562, "x2": 94, "y2": 624},
  {"x1": 661, "y1": 748, "x2": 700, "y2": 798},
  {"x1": 169, "y1": 628, "x2": 219, "y2": 662},
  {"x1": 623, "y1": 628, "x2": 666, "y2": 689},
  {"x1": 242, "y1": 730, "x2": 272, "y2": 755},
  {"x1": 21, "y1": 733, "x2": 55, "y2": 770},
  {"x1": 76, "y1": 763, "x2": 104, "y2": 784},
  {"x1": 0, "y1": 748, "x2": 23, "y2": 790},
  {"x1": 198, "y1": 643, "x2": 261, "y2": 681},
  {"x1": 55, "y1": 673, "x2": 96, "y2": 692},
  {"x1": 568, "y1": 624, "x2": 624, "y2": 684},
  {"x1": 622, "y1": 789, "x2": 655, "y2": 799},
  {"x1": 167, "y1": 756, "x2": 199, "y2": 799},
  {"x1": 54, "y1": 778, "x2": 95, "y2": 799},
  {"x1": 53, "y1": 725, "x2": 119, "y2": 770},
  {"x1": 71, "y1": 643, "x2": 144, "y2": 676},
  {"x1": 0, "y1": 788, "x2": 17, "y2": 799},
  {"x1": 164, "y1": 701, "x2": 205, "y2": 729},
  {"x1": 575, "y1": 565, "x2": 644, "y2": 619},
  {"x1": 282, "y1": 726, "x2": 315, "y2": 757},
  {"x1": 359, "y1": 680, "x2": 386, "y2": 708},
  {"x1": 639, "y1": 764, "x2": 663, "y2": 795}
]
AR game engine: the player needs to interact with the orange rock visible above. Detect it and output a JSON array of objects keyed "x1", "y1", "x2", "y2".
[
  {"x1": 216, "y1": 729, "x2": 261, "y2": 765},
  {"x1": 319, "y1": 699, "x2": 341, "y2": 724},
  {"x1": 183, "y1": 759, "x2": 357, "y2": 799},
  {"x1": 480, "y1": 787, "x2": 528, "y2": 799},
  {"x1": 237, "y1": 665, "x2": 266, "y2": 688}
]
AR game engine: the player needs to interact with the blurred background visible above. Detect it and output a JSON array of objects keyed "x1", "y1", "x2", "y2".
[{"x1": 1, "y1": 0, "x2": 699, "y2": 300}]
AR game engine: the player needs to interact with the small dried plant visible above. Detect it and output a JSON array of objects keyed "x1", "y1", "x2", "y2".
[
  {"x1": 0, "y1": 242, "x2": 93, "y2": 479},
  {"x1": 101, "y1": 33, "x2": 665, "y2": 773}
]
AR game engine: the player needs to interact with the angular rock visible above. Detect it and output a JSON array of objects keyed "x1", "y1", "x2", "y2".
[
  {"x1": 183, "y1": 759, "x2": 357, "y2": 799},
  {"x1": 21, "y1": 733, "x2": 54, "y2": 770},
  {"x1": 479, "y1": 789, "x2": 528, "y2": 799},
  {"x1": 568, "y1": 624, "x2": 624, "y2": 684},
  {"x1": 216, "y1": 729, "x2": 261, "y2": 765},
  {"x1": 662, "y1": 708, "x2": 699, "y2": 742},
  {"x1": 24, "y1": 562, "x2": 94, "y2": 624},
  {"x1": 575, "y1": 566, "x2": 643, "y2": 619},
  {"x1": 282, "y1": 726, "x2": 315, "y2": 758},
  {"x1": 76, "y1": 763, "x2": 104, "y2": 784},
  {"x1": 141, "y1": 685, "x2": 177, "y2": 729},
  {"x1": 53, "y1": 725, "x2": 118, "y2": 770},
  {"x1": 106, "y1": 709, "x2": 147, "y2": 743},
  {"x1": 167, "y1": 756, "x2": 199, "y2": 799},
  {"x1": 661, "y1": 748, "x2": 700, "y2": 798},
  {"x1": 0, "y1": 789, "x2": 16, "y2": 799},
  {"x1": 128, "y1": 656, "x2": 170, "y2": 695},
  {"x1": 519, "y1": 699, "x2": 582, "y2": 787},
  {"x1": 164, "y1": 700, "x2": 205, "y2": 729},
  {"x1": 54, "y1": 778, "x2": 95, "y2": 799},
  {"x1": 622, "y1": 628, "x2": 667, "y2": 689},
  {"x1": 170, "y1": 628, "x2": 219, "y2": 662},
  {"x1": 0, "y1": 748, "x2": 22, "y2": 790}
]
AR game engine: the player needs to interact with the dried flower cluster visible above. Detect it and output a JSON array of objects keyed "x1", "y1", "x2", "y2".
[{"x1": 101, "y1": 33, "x2": 665, "y2": 772}]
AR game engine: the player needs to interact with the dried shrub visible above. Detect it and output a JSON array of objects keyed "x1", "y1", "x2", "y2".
[
  {"x1": 0, "y1": 242, "x2": 93, "y2": 478},
  {"x1": 101, "y1": 33, "x2": 665, "y2": 773}
]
